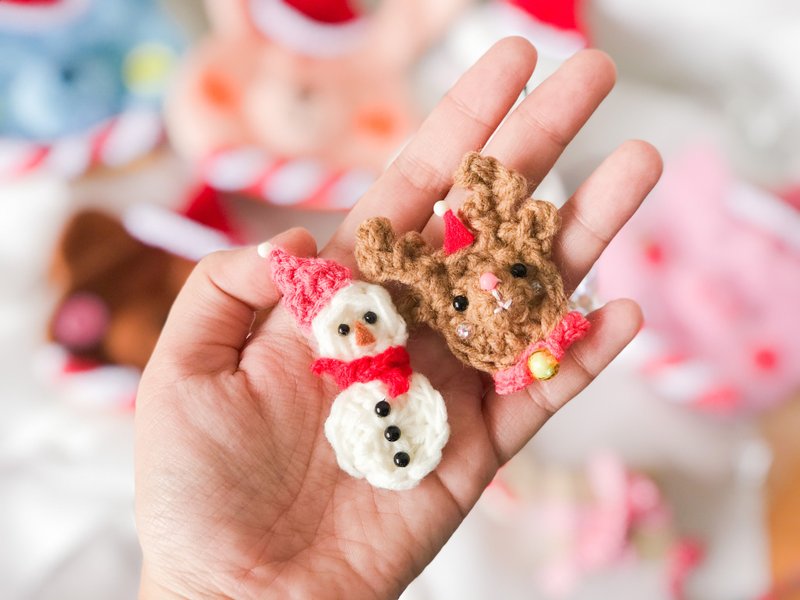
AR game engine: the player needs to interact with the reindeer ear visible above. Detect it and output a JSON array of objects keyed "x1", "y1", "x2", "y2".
[{"x1": 518, "y1": 199, "x2": 561, "y2": 256}]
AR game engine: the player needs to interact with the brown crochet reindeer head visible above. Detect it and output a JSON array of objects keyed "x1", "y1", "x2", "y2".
[{"x1": 356, "y1": 152, "x2": 585, "y2": 393}]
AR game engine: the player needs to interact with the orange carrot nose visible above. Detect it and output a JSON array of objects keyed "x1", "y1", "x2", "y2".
[{"x1": 355, "y1": 321, "x2": 376, "y2": 346}]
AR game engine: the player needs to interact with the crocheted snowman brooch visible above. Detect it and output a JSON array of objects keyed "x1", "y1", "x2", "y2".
[
  {"x1": 269, "y1": 248, "x2": 449, "y2": 490},
  {"x1": 356, "y1": 152, "x2": 591, "y2": 395}
]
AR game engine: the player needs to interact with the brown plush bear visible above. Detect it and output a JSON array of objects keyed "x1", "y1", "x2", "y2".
[
  {"x1": 48, "y1": 210, "x2": 194, "y2": 370},
  {"x1": 355, "y1": 152, "x2": 590, "y2": 395}
]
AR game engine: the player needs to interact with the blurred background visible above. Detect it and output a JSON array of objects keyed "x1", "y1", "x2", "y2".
[{"x1": 1, "y1": 0, "x2": 799, "y2": 598}]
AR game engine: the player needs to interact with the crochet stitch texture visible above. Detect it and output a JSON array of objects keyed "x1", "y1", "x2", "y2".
[
  {"x1": 355, "y1": 151, "x2": 588, "y2": 390},
  {"x1": 269, "y1": 249, "x2": 449, "y2": 490},
  {"x1": 270, "y1": 248, "x2": 351, "y2": 330}
]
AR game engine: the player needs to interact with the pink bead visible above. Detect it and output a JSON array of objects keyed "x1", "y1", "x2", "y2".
[{"x1": 479, "y1": 272, "x2": 499, "y2": 291}]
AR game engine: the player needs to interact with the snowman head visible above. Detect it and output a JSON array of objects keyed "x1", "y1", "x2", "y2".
[
  {"x1": 269, "y1": 247, "x2": 407, "y2": 361},
  {"x1": 312, "y1": 281, "x2": 407, "y2": 360}
]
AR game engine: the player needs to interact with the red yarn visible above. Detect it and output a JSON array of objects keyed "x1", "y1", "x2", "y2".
[
  {"x1": 544, "y1": 310, "x2": 592, "y2": 360},
  {"x1": 269, "y1": 247, "x2": 351, "y2": 329},
  {"x1": 311, "y1": 345, "x2": 412, "y2": 398},
  {"x1": 443, "y1": 210, "x2": 475, "y2": 255},
  {"x1": 493, "y1": 311, "x2": 591, "y2": 395}
]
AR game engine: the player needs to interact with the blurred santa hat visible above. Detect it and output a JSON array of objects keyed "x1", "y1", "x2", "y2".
[
  {"x1": 247, "y1": 0, "x2": 372, "y2": 56},
  {"x1": 0, "y1": 0, "x2": 90, "y2": 29},
  {"x1": 122, "y1": 184, "x2": 238, "y2": 262},
  {"x1": 507, "y1": 0, "x2": 585, "y2": 34}
]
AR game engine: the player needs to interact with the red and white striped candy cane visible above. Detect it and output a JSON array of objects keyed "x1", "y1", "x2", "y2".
[
  {"x1": 201, "y1": 146, "x2": 375, "y2": 210},
  {"x1": 0, "y1": 108, "x2": 163, "y2": 180}
]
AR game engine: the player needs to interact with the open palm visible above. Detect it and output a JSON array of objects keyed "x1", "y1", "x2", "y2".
[{"x1": 135, "y1": 37, "x2": 662, "y2": 599}]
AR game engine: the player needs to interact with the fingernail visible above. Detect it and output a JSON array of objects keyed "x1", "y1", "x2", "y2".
[{"x1": 256, "y1": 241, "x2": 273, "y2": 258}]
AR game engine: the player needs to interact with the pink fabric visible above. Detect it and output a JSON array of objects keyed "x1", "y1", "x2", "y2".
[
  {"x1": 269, "y1": 247, "x2": 351, "y2": 329},
  {"x1": 443, "y1": 209, "x2": 475, "y2": 255},
  {"x1": 597, "y1": 145, "x2": 800, "y2": 412},
  {"x1": 493, "y1": 311, "x2": 591, "y2": 395},
  {"x1": 311, "y1": 345, "x2": 413, "y2": 398}
]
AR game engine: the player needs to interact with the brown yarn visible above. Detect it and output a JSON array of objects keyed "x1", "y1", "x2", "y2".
[{"x1": 355, "y1": 152, "x2": 569, "y2": 374}]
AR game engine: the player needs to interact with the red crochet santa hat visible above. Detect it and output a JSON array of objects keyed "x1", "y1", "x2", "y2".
[
  {"x1": 248, "y1": 0, "x2": 370, "y2": 57},
  {"x1": 269, "y1": 248, "x2": 352, "y2": 329}
]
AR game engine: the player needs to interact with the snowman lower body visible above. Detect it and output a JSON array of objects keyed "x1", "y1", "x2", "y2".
[{"x1": 324, "y1": 373, "x2": 449, "y2": 490}]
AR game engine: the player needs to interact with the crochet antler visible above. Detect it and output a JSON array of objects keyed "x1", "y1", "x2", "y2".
[{"x1": 355, "y1": 151, "x2": 586, "y2": 390}]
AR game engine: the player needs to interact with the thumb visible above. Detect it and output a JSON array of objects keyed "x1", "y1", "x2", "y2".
[{"x1": 149, "y1": 227, "x2": 317, "y2": 373}]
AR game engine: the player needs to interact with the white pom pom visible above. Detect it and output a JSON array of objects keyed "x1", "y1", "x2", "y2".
[{"x1": 433, "y1": 200, "x2": 449, "y2": 217}]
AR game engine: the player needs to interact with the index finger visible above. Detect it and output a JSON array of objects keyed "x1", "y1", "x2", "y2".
[{"x1": 323, "y1": 36, "x2": 538, "y2": 265}]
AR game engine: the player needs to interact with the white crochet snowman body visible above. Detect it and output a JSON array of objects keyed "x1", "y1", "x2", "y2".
[{"x1": 311, "y1": 281, "x2": 449, "y2": 490}]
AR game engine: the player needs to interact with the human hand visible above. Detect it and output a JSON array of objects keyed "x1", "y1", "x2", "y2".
[{"x1": 135, "y1": 37, "x2": 662, "y2": 599}]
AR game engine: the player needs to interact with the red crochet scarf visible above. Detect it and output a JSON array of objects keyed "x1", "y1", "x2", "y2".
[{"x1": 311, "y1": 345, "x2": 412, "y2": 398}]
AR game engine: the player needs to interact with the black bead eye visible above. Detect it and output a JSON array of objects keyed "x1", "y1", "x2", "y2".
[
  {"x1": 363, "y1": 311, "x2": 378, "y2": 324},
  {"x1": 510, "y1": 263, "x2": 528, "y2": 278},
  {"x1": 337, "y1": 323, "x2": 350, "y2": 336},
  {"x1": 452, "y1": 295, "x2": 469, "y2": 312}
]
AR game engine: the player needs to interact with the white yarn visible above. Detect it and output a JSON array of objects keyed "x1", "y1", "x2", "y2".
[
  {"x1": 309, "y1": 280, "x2": 449, "y2": 490},
  {"x1": 324, "y1": 374, "x2": 449, "y2": 491},
  {"x1": 312, "y1": 282, "x2": 408, "y2": 361}
]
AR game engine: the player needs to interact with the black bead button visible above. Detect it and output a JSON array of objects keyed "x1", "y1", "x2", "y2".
[
  {"x1": 384, "y1": 425, "x2": 401, "y2": 442},
  {"x1": 452, "y1": 295, "x2": 469, "y2": 312},
  {"x1": 393, "y1": 452, "x2": 410, "y2": 467},
  {"x1": 374, "y1": 400, "x2": 390, "y2": 417}
]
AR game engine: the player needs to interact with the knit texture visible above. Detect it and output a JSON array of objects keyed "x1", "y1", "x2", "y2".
[
  {"x1": 311, "y1": 345, "x2": 413, "y2": 398},
  {"x1": 493, "y1": 311, "x2": 591, "y2": 395},
  {"x1": 269, "y1": 247, "x2": 351, "y2": 330},
  {"x1": 268, "y1": 249, "x2": 449, "y2": 490},
  {"x1": 311, "y1": 281, "x2": 407, "y2": 361},
  {"x1": 355, "y1": 151, "x2": 572, "y2": 380},
  {"x1": 325, "y1": 375, "x2": 449, "y2": 490}
]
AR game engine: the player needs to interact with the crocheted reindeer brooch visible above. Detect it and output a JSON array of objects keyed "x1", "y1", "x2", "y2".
[
  {"x1": 269, "y1": 248, "x2": 449, "y2": 491},
  {"x1": 355, "y1": 152, "x2": 591, "y2": 395}
]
